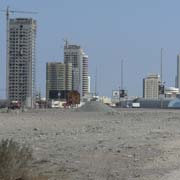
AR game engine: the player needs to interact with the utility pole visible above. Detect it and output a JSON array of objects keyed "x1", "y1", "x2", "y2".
[
  {"x1": 121, "y1": 59, "x2": 124, "y2": 90},
  {"x1": 160, "y1": 48, "x2": 165, "y2": 93},
  {"x1": 161, "y1": 48, "x2": 163, "y2": 85},
  {"x1": 160, "y1": 48, "x2": 164, "y2": 108},
  {"x1": 95, "y1": 66, "x2": 97, "y2": 96},
  {"x1": 119, "y1": 59, "x2": 126, "y2": 107}
]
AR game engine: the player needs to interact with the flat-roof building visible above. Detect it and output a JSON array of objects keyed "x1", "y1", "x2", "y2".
[
  {"x1": 64, "y1": 42, "x2": 89, "y2": 97},
  {"x1": 7, "y1": 18, "x2": 36, "y2": 107},
  {"x1": 143, "y1": 74, "x2": 160, "y2": 99},
  {"x1": 46, "y1": 62, "x2": 72, "y2": 100}
]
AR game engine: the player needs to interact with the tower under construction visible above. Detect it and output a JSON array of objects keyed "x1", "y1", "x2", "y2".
[{"x1": 7, "y1": 18, "x2": 36, "y2": 107}]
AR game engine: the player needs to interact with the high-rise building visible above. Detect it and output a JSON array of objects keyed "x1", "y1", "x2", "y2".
[
  {"x1": 65, "y1": 63, "x2": 73, "y2": 91},
  {"x1": 46, "y1": 62, "x2": 72, "y2": 100},
  {"x1": 82, "y1": 54, "x2": 88, "y2": 96},
  {"x1": 88, "y1": 76, "x2": 91, "y2": 93},
  {"x1": 7, "y1": 18, "x2": 36, "y2": 107},
  {"x1": 64, "y1": 42, "x2": 88, "y2": 97},
  {"x1": 143, "y1": 74, "x2": 160, "y2": 99},
  {"x1": 176, "y1": 54, "x2": 180, "y2": 91}
]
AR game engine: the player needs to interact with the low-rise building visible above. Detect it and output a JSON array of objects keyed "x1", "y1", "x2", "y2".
[{"x1": 165, "y1": 87, "x2": 179, "y2": 98}]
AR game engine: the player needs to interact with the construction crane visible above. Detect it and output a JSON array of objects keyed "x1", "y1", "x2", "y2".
[
  {"x1": 0, "y1": 6, "x2": 37, "y2": 98},
  {"x1": 1, "y1": 6, "x2": 37, "y2": 62}
]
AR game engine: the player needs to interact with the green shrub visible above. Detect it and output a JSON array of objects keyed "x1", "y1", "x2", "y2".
[{"x1": 0, "y1": 139, "x2": 32, "y2": 180}]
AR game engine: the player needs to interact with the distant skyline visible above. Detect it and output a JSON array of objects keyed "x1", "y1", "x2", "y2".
[{"x1": 1, "y1": 0, "x2": 180, "y2": 98}]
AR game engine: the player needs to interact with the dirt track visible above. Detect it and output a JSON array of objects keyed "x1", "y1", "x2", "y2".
[{"x1": 1, "y1": 108, "x2": 180, "y2": 179}]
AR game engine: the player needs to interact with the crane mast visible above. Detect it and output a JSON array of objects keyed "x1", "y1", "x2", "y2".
[{"x1": 0, "y1": 6, "x2": 37, "y2": 99}]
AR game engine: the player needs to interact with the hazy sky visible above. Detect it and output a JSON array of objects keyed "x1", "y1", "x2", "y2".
[{"x1": 1, "y1": 0, "x2": 180, "y2": 98}]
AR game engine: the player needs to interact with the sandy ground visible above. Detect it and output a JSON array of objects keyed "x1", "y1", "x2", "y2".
[{"x1": 1, "y1": 108, "x2": 180, "y2": 179}]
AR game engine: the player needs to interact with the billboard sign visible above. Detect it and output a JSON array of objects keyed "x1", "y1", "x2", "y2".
[{"x1": 112, "y1": 90, "x2": 120, "y2": 98}]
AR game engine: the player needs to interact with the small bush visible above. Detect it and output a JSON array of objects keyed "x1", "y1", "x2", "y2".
[{"x1": 0, "y1": 139, "x2": 32, "y2": 180}]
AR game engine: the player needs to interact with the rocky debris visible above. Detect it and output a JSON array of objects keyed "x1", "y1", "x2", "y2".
[{"x1": 0, "y1": 109, "x2": 180, "y2": 179}]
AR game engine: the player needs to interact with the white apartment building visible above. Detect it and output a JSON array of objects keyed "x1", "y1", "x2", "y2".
[
  {"x1": 143, "y1": 74, "x2": 160, "y2": 99},
  {"x1": 88, "y1": 76, "x2": 91, "y2": 93},
  {"x1": 64, "y1": 42, "x2": 89, "y2": 97},
  {"x1": 82, "y1": 54, "x2": 89, "y2": 96}
]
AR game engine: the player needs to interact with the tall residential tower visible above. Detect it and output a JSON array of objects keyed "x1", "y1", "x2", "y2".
[
  {"x1": 82, "y1": 54, "x2": 89, "y2": 96},
  {"x1": 7, "y1": 18, "x2": 36, "y2": 107},
  {"x1": 64, "y1": 42, "x2": 89, "y2": 97}
]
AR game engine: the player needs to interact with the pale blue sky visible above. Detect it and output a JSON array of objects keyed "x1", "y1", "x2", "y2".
[{"x1": 1, "y1": 0, "x2": 180, "y2": 98}]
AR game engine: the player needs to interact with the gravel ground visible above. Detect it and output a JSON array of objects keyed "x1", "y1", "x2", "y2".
[{"x1": 1, "y1": 108, "x2": 180, "y2": 179}]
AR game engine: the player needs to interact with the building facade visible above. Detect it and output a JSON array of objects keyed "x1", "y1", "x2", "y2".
[
  {"x1": 143, "y1": 74, "x2": 160, "y2": 99},
  {"x1": 64, "y1": 42, "x2": 88, "y2": 97},
  {"x1": 82, "y1": 54, "x2": 89, "y2": 96},
  {"x1": 7, "y1": 18, "x2": 36, "y2": 107},
  {"x1": 46, "y1": 62, "x2": 72, "y2": 100},
  {"x1": 88, "y1": 76, "x2": 91, "y2": 93},
  {"x1": 65, "y1": 63, "x2": 73, "y2": 91},
  {"x1": 165, "y1": 87, "x2": 179, "y2": 98}
]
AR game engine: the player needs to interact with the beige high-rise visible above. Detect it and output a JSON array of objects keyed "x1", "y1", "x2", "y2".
[
  {"x1": 143, "y1": 74, "x2": 160, "y2": 99},
  {"x1": 65, "y1": 63, "x2": 73, "y2": 91},
  {"x1": 46, "y1": 62, "x2": 72, "y2": 100}
]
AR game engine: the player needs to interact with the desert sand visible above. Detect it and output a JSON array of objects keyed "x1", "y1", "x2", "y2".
[{"x1": 1, "y1": 108, "x2": 180, "y2": 179}]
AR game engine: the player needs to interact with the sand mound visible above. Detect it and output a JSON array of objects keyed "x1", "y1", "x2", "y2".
[{"x1": 77, "y1": 101, "x2": 116, "y2": 113}]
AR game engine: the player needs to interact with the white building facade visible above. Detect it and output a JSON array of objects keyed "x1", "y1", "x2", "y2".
[
  {"x1": 88, "y1": 76, "x2": 91, "y2": 93},
  {"x1": 165, "y1": 87, "x2": 179, "y2": 98},
  {"x1": 82, "y1": 54, "x2": 89, "y2": 96},
  {"x1": 64, "y1": 42, "x2": 89, "y2": 97},
  {"x1": 143, "y1": 74, "x2": 160, "y2": 99}
]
